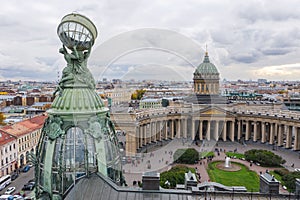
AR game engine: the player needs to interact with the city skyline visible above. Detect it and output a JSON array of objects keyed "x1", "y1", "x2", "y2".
[{"x1": 1, "y1": 1, "x2": 300, "y2": 81}]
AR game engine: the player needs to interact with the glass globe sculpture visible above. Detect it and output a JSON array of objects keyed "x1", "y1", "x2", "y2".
[{"x1": 57, "y1": 13, "x2": 98, "y2": 51}]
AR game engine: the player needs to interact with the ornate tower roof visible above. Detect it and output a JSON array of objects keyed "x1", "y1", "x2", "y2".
[
  {"x1": 194, "y1": 52, "x2": 219, "y2": 75},
  {"x1": 35, "y1": 13, "x2": 124, "y2": 200}
]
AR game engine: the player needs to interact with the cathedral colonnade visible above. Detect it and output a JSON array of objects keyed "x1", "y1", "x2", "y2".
[{"x1": 121, "y1": 108, "x2": 300, "y2": 156}]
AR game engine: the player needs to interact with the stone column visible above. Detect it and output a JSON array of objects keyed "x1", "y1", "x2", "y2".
[
  {"x1": 207, "y1": 121, "x2": 211, "y2": 141},
  {"x1": 184, "y1": 118, "x2": 187, "y2": 138},
  {"x1": 274, "y1": 123, "x2": 278, "y2": 144},
  {"x1": 253, "y1": 122, "x2": 257, "y2": 142},
  {"x1": 155, "y1": 121, "x2": 161, "y2": 140},
  {"x1": 294, "y1": 127, "x2": 300, "y2": 151},
  {"x1": 177, "y1": 119, "x2": 181, "y2": 138},
  {"x1": 277, "y1": 124, "x2": 283, "y2": 146},
  {"x1": 171, "y1": 120, "x2": 174, "y2": 139},
  {"x1": 153, "y1": 121, "x2": 157, "y2": 142},
  {"x1": 199, "y1": 120, "x2": 203, "y2": 140},
  {"x1": 245, "y1": 121, "x2": 250, "y2": 141},
  {"x1": 222, "y1": 121, "x2": 227, "y2": 141},
  {"x1": 261, "y1": 122, "x2": 266, "y2": 143},
  {"x1": 214, "y1": 121, "x2": 219, "y2": 141},
  {"x1": 191, "y1": 119, "x2": 195, "y2": 141},
  {"x1": 257, "y1": 122, "x2": 261, "y2": 140},
  {"x1": 269, "y1": 123, "x2": 274, "y2": 145},
  {"x1": 230, "y1": 121, "x2": 235, "y2": 141},
  {"x1": 139, "y1": 125, "x2": 143, "y2": 147},
  {"x1": 165, "y1": 120, "x2": 168, "y2": 139},
  {"x1": 149, "y1": 122, "x2": 153, "y2": 143},
  {"x1": 286, "y1": 125, "x2": 292, "y2": 148},
  {"x1": 237, "y1": 120, "x2": 242, "y2": 141},
  {"x1": 144, "y1": 124, "x2": 147, "y2": 145},
  {"x1": 136, "y1": 126, "x2": 140, "y2": 148},
  {"x1": 125, "y1": 130, "x2": 137, "y2": 156},
  {"x1": 158, "y1": 120, "x2": 165, "y2": 140}
]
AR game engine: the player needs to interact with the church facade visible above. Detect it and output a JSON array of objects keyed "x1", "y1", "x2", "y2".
[{"x1": 111, "y1": 52, "x2": 300, "y2": 156}]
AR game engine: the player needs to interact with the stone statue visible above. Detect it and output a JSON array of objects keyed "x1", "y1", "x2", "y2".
[{"x1": 53, "y1": 44, "x2": 96, "y2": 96}]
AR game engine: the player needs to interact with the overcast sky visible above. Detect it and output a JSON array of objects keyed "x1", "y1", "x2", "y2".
[{"x1": 1, "y1": 0, "x2": 300, "y2": 82}]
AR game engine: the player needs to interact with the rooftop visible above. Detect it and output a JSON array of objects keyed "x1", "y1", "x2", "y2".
[{"x1": 0, "y1": 115, "x2": 47, "y2": 137}]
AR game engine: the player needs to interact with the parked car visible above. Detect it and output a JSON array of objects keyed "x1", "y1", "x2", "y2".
[
  {"x1": 10, "y1": 173, "x2": 18, "y2": 181},
  {"x1": 22, "y1": 183, "x2": 34, "y2": 191},
  {"x1": 22, "y1": 165, "x2": 30, "y2": 173},
  {"x1": 4, "y1": 187, "x2": 15, "y2": 195},
  {"x1": 0, "y1": 195, "x2": 14, "y2": 200},
  {"x1": 27, "y1": 180, "x2": 35, "y2": 187},
  {"x1": 12, "y1": 195, "x2": 23, "y2": 200}
]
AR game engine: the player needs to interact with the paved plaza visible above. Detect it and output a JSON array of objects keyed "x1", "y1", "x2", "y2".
[{"x1": 123, "y1": 138, "x2": 300, "y2": 193}]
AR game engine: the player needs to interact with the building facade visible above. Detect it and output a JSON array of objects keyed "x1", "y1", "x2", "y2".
[
  {"x1": 0, "y1": 130, "x2": 17, "y2": 176},
  {"x1": 0, "y1": 115, "x2": 46, "y2": 168}
]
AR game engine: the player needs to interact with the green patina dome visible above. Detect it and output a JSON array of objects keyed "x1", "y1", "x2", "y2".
[
  {"x1": 49, "y1": 88, "x2": 106, "y2": 114},
  {"x1": 194, "y1": 52, "x2": 219, "y2": 74}
]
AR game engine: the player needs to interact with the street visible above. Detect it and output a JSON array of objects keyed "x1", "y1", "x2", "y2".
[{"x1": 0, "y1": 167, "x2": 35, "y2": 197}]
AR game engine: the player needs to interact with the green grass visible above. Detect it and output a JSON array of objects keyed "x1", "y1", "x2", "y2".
[
  {"x1": 269, "y1": 171, "x2": 283, "y2": 183},
  {"x1": 200, "y1": 151, "x2": 214, "y2": 158},
  {"x1": 207, "y1": 161, "x2": 260, "y2": 192},
  {"x1": 225, "y1": 152, "x2": 245, "y2": 159}
]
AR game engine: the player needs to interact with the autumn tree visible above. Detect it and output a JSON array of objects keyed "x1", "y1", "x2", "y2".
[
  {"x1": 131, "y1": 89, "x2": 146, "y2": 100},
  {"x1": 0, "y1": 112, "x2": 6, "y2": 126}
]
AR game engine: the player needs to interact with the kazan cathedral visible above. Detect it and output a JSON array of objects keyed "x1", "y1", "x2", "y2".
[{"x1": 122, "y1": 51, "x2": 300, "y2": 156}]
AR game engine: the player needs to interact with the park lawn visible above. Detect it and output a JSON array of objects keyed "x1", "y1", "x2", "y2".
[
  {"x1": 269, "y1": 171, "x2": 283, "y2": 183},
  {"x1": 207, "y1": 161, "x2": 260, "y2": 192},
  {"x1": 225, "y1": 152, "x2": 245, "y2": 159}
]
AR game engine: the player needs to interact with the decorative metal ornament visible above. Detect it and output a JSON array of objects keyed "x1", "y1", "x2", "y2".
[
  {"x1": 86, "y1": 116, "x2": 103, "y2": 140},
  {"x1": 44, "y1": 116, "x2": 64, "y2": 140}
]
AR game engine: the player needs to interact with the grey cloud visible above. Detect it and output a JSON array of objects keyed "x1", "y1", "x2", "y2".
[
  {"x1": 260, "y1": 48, "x2": 291, "y2": 56},
  {"x1": 237, "y1": 1, "x2": 300, "y2": 23},
  {"x1": 231, "y1": 52, "x2": 261, "y2": 64},
  {"x1": 1, "y1": 1, "x2": 300, "y2": 81},
  {"x1": 35, "y1": 57, "x2": 58, "y2": 66}
]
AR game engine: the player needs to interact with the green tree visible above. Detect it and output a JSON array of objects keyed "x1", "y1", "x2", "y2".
[
  {"x1": 282, "y1": 172, "x2": 300, "y2": 192},
  {"x1": 0, "y1": 112, "x2": 6, "y2": 126},
  {"x1": 244, "y1": 149, "x2": 285, "y2": 167},
  {"x1": 160, "y1": 166, "x2": 196, "y2": 188},
  {"x1": 174, "y1": 148, "x2": 199, "y2": 164}
]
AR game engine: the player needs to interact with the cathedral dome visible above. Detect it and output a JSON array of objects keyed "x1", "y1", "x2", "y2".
[{"x1": 194, "y1": 52, "x2": 219, "y2": 75}]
